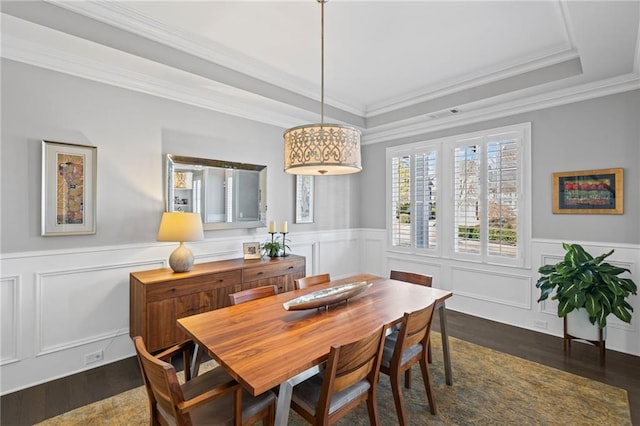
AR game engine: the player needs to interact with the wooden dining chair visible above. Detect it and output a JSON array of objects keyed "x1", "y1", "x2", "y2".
[
  {"x1": 294, "y1": 273, "x2": 331, "y2": 290},
  {"x1": 389, "y1": 270, "x2": 433, "y2": 364},
  {"x1": 228, "y1": 284, "x2": 278, "y2": 306},
  {"x1": 290, "y1": 326, "x2": 386, "y2": 425},
  {"x1": 390, "y1": 270, "x2": 432, "y2": 287},
  {"x1": 133, "y1": 336, "x2": 276, "y2": 426},
  {"x1": 380, "y1": 303, "x2": 437, "y2": 425}
]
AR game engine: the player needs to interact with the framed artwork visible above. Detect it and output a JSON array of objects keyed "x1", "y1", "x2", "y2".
[
  {"x1": 243, "y1": 242, "x2": 261, "y2": 259},
  {"x1": 295, "y1": 175, "x2": 314, "y2": 223},
  {"x1": 552, "y1": 168, "x2": 623, "y2": 214},
  {"x1": 41, "y1": 141, "x2": 97, "y2": 236}
]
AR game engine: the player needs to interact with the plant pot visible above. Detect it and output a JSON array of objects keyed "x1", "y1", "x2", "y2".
[{"x1": 566, "y1": 308, "x2": 606, "y2": 341}]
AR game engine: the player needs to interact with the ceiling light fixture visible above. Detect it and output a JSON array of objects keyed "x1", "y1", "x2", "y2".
[{"x1": 283, "y1": 0, "x2": 362, "y2": 176}]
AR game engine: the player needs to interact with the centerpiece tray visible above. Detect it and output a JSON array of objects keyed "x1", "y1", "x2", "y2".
[{"x1": 283, "y1": 281, "x2": 372, "y2": 311}]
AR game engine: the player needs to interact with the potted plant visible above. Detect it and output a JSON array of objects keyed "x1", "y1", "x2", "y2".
[
  {"x1": 261, "y1": 236, "x2": 290, "y2": 258},
  {"x1": 536, "y1": 243, "x2": 637, "y2": 333}
]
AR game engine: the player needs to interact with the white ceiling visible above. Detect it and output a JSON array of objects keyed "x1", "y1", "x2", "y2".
[{"x1": 2, "y1": 1, "x2": 639, "y2": 142}]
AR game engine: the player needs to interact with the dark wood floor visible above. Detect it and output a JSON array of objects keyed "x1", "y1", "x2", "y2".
[{"x1": 2, "y1": 310, "x2": 638, "y2": 425}]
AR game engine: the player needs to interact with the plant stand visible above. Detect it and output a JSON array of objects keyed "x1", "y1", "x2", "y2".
[{"x1": 563, "y1": 314, "x2": 606, "y2": 365}]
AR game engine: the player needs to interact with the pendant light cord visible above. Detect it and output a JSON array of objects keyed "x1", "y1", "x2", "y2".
[{"x1": 320, "y1": 0, "x2": 325, "y2": 126}]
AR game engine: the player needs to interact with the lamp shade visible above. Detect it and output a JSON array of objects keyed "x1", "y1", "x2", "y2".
[
  {"x1": 284, "y1": 124, "x2": 362, "y2": 175},
  {"x1": 157, "y1": 212, "x2": 204, "y2": 242}
]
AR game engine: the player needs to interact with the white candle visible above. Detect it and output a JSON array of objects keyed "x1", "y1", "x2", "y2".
[
  {"x1": 269, "y1": 221, "x2": 276, "y2": 233},
  {"x1": 280, "y1": 221, "x2": 288, "y2": 233}
]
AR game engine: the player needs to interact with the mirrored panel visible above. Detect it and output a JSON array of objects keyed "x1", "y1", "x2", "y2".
[{"x1": 166, "y1": 154, "x2": 267, "y2": 230}]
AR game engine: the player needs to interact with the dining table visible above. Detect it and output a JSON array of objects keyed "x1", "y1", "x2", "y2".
[{"x1": 177, "y1": 273, "x2": 453, "y2": 426}]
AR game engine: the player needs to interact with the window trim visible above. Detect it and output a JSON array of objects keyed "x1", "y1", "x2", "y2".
[{"x1": 386, "y1": 122, "x2": 531, "y2": 268}]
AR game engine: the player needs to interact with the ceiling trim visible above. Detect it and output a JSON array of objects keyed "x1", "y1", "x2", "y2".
[
  {"x1": 47, "y1": 0, "x2": 582, "y2": 121},
  {"x1": 3, "y1": 9, "x2": 638, "y2": 146},
  {"x1": 47, "y1": 0, "x2": 328, "y2": 111},
  {"x1": 1, "y1": 33, "x2": 319, "y2": 129},
  {"x1": 362, "y1": 73, "x2": 640, "y2": 145},
  {"x1": 366, "y1": 48, "x2": 579, "y2": 117}
]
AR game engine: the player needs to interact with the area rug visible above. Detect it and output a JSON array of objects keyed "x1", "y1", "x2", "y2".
[{"x1": 37, "y1": 333, "x2": 631, "y2": 425}]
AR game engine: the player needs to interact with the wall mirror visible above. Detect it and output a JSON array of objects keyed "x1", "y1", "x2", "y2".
[{"x1": 166, "y1": 154, "x2": 267, "y2": 230}]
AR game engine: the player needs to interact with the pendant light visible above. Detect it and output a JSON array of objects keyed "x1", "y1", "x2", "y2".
[{"x1": 283, "y1": 0, "x2": 362, "y2": 176}]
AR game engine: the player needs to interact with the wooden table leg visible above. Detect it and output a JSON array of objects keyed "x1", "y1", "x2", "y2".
[{"x1": 438, "y1": 303, "x2": 453, "y2": 386}]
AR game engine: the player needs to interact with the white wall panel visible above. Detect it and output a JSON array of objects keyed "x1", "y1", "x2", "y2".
[
  {"x1": 0, "y1": 230, "x2": 358, "y2": 394},
  {"x1": 319, "y1": 238, "x2": 360, "y2": 279},
  {"x1": 451, "y1": 266, "x2": 532, "y2": 309},
  {"x1": 361, "y1": 235, "x2": 385, "y2": 277},
  {"x1": 1, "y1": 276, "x2": 20, "y2": 365},
  {"x1": 387, "y1": 255, "x2": 444, "y2": 289},
  {"x1": 1, "y1": 231, "x2": 638, "y2": 395},
  {"x1": 35, "y1": 261, "x2": 162, "y2": 356}
]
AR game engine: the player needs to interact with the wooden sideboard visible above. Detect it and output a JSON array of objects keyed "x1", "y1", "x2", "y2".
[{"x1": 130, "y1": 254, "x2": 305, "y2": 352}]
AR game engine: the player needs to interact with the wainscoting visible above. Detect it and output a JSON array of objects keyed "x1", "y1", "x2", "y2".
[
  {"x1": 360, "y1": 229, "x2": 640, "y2": 357},
  {"x1": 1, "y1": 228, "x2": 638, "y2": 395}
]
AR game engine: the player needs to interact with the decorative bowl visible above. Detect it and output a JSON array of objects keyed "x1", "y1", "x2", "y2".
[{"x1": 283, "y1": 281, "x2": 373, "y2": 311}]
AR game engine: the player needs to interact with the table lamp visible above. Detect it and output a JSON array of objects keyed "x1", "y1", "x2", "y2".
[{"x1": 157, "y1": 212, "x2": 204, "y2": 272}]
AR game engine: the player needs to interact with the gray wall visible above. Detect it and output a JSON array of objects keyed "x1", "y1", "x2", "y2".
[
  {"x1": 0, "y1": 59, "x2": 359, "y2": 254},
  {"x1": 358, "y1": 90, "x2": 640, "y2": 244}
]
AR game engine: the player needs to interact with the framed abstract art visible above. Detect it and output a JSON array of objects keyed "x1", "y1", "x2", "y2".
[
  {"x1": 552, "y1": 168, "x2": 623, "y2": 214},
  {"x1": 41, "y1": 140, "x2": 97, "y2": 235}
]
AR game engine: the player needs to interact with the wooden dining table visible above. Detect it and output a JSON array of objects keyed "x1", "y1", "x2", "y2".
[{"x1": 177, "y1": 273, "x2": 453, "y2": 426}]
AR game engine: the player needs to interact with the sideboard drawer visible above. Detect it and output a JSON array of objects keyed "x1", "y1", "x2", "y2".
[
  {"x1": 243, "y1": 257, "x2": 305, "y2": 282},
  {"x1": 146, "y1": 270, "x2": 242, "y2": 301}
]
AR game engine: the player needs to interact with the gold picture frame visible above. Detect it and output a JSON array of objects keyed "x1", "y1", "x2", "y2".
[
  {"x1": 41, "y1": 140, "x2": 97, "y2": 235},
  {"x1": 552, "y1": 168, "x2": 623, "y2": 214}
]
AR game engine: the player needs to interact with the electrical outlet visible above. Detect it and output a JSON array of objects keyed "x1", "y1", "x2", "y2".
[
  {"x1": 84, "y1": 350, "x2": 104, "y2": 365},
  {"x1": 533, "y1": 320, "x2": 548, "y2": 330}
]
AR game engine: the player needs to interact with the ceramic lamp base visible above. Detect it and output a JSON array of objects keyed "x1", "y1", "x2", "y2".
[{"x1": 169, "y1": 242, "x2": 194, "y2": 273}]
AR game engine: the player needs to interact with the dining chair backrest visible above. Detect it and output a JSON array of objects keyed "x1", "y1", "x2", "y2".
[
  {"x1": 327, "y1": 326, "x2": 385, "y2": 394},
  {"x1": 290, "y1": 325, "x2": 386, "y2": 425},
  {"x1": 294, "y1": 273, "x2": 331, "y2": 290},
  {"x1": 395, "y1": 303, "x2": 436, "y2": 356},
  {"x1": 134, "y1": 336, "x2": 276, "y2": 426},
  {"x1": 380, "y1": 302, "x2": 438, "y2": 424},
  {"x1": 229, "y1": 284, "x2": 278, "y2": 306},
  {"x1": 390, "y1": 270, "x2": 432, "y2": 287},
  {"x1": 134, "y1": 336, "x2": 192, "y2": 423}
]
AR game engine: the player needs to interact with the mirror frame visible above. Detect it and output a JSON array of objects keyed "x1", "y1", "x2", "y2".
[{"x1": 166, "y1": 154, "x2": 267, "y2": 230}]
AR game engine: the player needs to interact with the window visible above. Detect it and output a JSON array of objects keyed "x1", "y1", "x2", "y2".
[
  {"x1": 387, "y1": 123, "x2": 530, "y2": 266},
  {"x1": 389, "y1": 148, "x2": 438, "y2": 252}
]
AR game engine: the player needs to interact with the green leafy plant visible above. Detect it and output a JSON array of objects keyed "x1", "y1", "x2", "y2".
[
  {"x1": 536, "y1": 243, "x2": 637, "y2": 328},
  {"x1": 261, "y1": 236, "x2": 290, "y2": 258}
]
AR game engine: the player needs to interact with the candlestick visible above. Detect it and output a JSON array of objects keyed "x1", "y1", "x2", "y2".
[{"x1": 280, "y1": 232, "x2": 289, "y2": 257}]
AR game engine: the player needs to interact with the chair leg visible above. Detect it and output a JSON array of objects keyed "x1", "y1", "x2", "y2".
[
  {"x1": 419, "y1": 357, "x2": 437, "y2": 415},
  {"x1": 390, "y1": 371, "x2": 408, "y2": 426},
  {"x1": 263, "y1": 403, "x2": 275, "y2": 426},
  {"x1": 366, "y1": 389, "x2": 381, "y2": 426},
  {"x1": 404, "y1": 368, "x2": 411, "y2": 389},
  {"x1": 427, "y1": 340, "x2": 432, "y2": 363}
]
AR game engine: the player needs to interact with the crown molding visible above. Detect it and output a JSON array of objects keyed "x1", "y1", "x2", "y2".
[
  {"x1": 3, "y1": 13, "x2": 637, "y2": 145},
  {"x1": 45, "y1": 0, "x2": 581, "y2": 120},
  {"x1": 366, "y1": 48, "x2": 579, "y2": 117},
  {"x1": 361, "y1": 73, "x2": 640, "y2": 145},
  {"x1": 1, "y1": 32, "x2": 318, "y2": 129},
  {"x1": 46, "y1": 1, "x2": 331, "y2": 111}
]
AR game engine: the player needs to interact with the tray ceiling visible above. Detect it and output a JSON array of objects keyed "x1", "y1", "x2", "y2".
[{"x1": 2, "y1": 1, "x2": 639, "y2": 142}]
